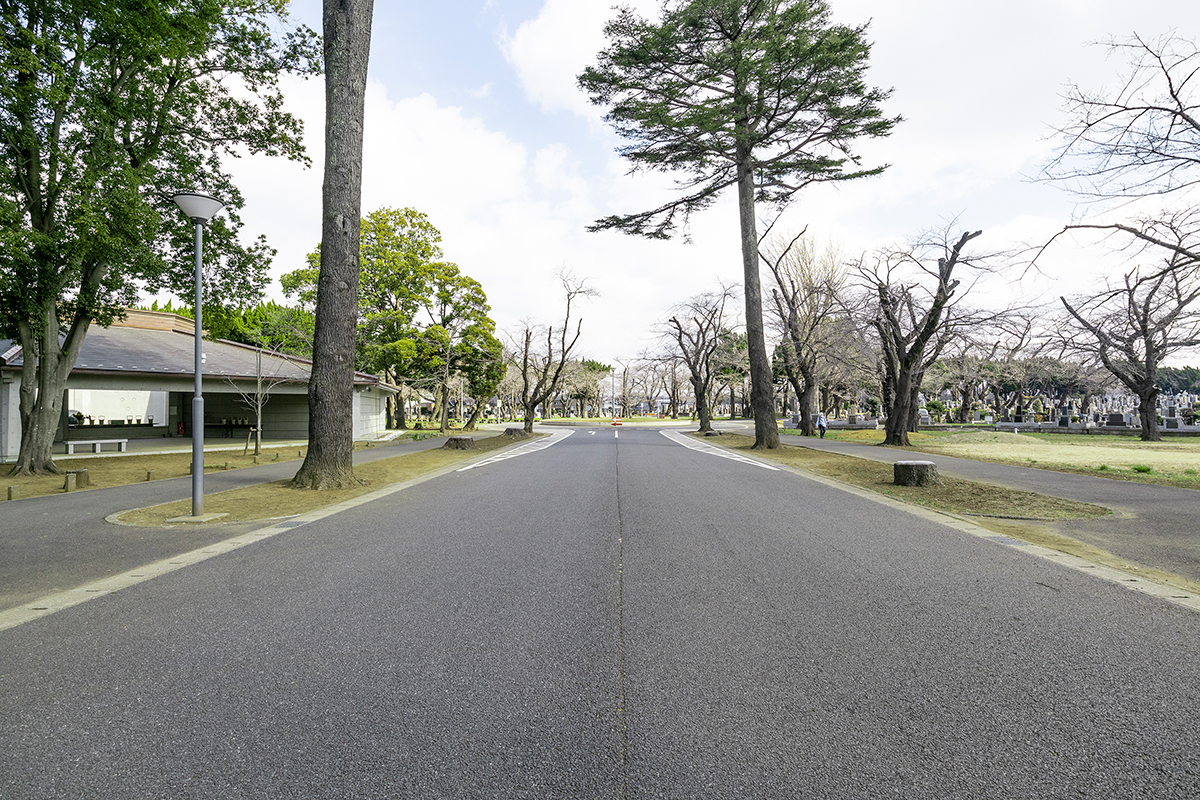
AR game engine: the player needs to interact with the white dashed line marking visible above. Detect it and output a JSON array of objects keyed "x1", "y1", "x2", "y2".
[{"x1": 457, "y1": 429, "x2": 574, "y2": 471}]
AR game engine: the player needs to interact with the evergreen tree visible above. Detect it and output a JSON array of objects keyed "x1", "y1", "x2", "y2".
[{"x1": 579, "y1": 0, "x2": 899, "y2": 448}]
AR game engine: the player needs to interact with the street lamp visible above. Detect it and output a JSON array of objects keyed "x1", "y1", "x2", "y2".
[{"x1": 172, "y1": 192, "x2": 224, "y2": 517}]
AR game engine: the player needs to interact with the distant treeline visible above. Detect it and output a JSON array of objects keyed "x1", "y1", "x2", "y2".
[{"x1": 1157, "y1": 366, "x2": 1200, "y2": 392}]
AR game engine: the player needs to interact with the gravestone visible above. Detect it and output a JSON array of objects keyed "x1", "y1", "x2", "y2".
[
  {"x1": 1107, "y1": 413, "x2": 1126, "y2": 427},
  {"x1": 1058, "y1": 416, "x2": 1070, "y2": 427},
  {"x1": 1167, "y1": 418, "x2": 1180, "y2": 429}
]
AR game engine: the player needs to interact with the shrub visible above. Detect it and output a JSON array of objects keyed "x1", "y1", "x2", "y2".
[{"x1": 1131, "y1": 464, "x2": 1153, "y2": 473}]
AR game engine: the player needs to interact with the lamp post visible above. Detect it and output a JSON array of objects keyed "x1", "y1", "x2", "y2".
[{"x1": 172, "y1": 192, "x2": 224, "y2": 517}]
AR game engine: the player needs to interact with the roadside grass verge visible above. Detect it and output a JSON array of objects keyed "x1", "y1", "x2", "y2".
[
  {"x1": 784, "y1": 427, "x2": 1200, "y2": 490},
  {"x1": 0, "y1": 432, "x2": 466, "y2": 504},
  {"x1": 3, "y1": 446, "x2": 308, "y2": 502},
  {"x1": 115, "y1": 434, "x2": 522, "y2": 526},
  {"x1": 729, "y1": 434, "x2": 1108, "y2": 520},
  {"x1": 723, "y1": 433, "x2": 1200, "y2": 596}
]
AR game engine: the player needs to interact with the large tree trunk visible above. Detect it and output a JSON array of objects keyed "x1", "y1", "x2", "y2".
[
  {"x1": 797, "y1": 379, "x2": 819, "y2": 437},
  {"x1": 736, "y1": 144, "x2": 779, "y2": 449},
  {"x1": 883, "y1": 364, "x2": 916, "y2": 446},
  {"x1": 291, "y1": 0, "x2": 373, "y2": 490},
  {"x1": 462, "y1": 396, "x2": 486, "y2": 431},
  {"x1": 9, "y1": 308, "x2": 92, "y2": 476},
  {"x1": 692, "y1": 376, "x2": 712, "y2": 432},
  {"x1": 1137, "y1": 389, "x2": 1162, "y2": 442}
]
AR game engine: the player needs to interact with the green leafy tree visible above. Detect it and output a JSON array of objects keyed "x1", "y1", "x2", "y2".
[
  {"x1": 458, "y1": 323, "x2": 506, "y2": 431},
  {"x1": 0, "y1": 0, "x2": 319, "y2": 476},
  {"x1": 579, "y1": 0, "x2": 899, "y2": 449},
  {"x1": 287, "y1": 209, "x2": 501, "y2": 432},
  {"x1": 411, "y1": 263, "x2": 502, "y2": 432}
]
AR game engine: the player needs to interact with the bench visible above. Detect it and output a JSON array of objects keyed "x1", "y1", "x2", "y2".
[{"x1": 66, "y1": 438, "x2": 128, "y2": 454}]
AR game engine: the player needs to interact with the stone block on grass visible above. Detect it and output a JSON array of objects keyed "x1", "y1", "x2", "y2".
[{"x1": 894, "y1": 460, "x2": 941, "y2": 487}]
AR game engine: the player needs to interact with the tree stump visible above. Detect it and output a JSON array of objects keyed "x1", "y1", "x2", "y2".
[
  {"x1": 894, "y1": 460, "x2": 941, "y2": 487},
  {"x1": 703, "y1": 430, "x2": 723, "y2": 437},
  {"x1": 502, "y1": 428, "x2": 531, "y2": 440},
  {"x1": 442, "y1": 436, "x2": 478, "y2": 450}
]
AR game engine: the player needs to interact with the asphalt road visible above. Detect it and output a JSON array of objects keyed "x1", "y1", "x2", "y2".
[
  {"x1": 0, "y1": 435, "x2": 458, "y2": 611},
  {"x1": 755, "y1": 425, "x2": 1200, "y2": 584},
  {"x1": 1, "y1": 427, "x2": 1198, "y2": 798}
]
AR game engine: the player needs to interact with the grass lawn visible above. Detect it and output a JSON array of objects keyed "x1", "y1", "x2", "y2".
[
  {"x1": 733, "y1": 433, "x2": 1108, "y2": 520},
  {"x1": 115, "y1": 434, "x2": 524, "y2": 526},
  {"x1": 786, "y1": 427, "x2": 1200, "y2": 490},
  {"x1": 1, "y1": 432, "x2": 443, "y2": 504}
]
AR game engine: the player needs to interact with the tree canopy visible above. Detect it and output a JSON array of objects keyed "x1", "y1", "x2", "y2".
[
  {"x1": 579, "y1": 0, "x2": 898, "y2": 448},
  {"x1": 0, "y1": 0, "x2": 320, "y2": 475},
  {"x1": 287, "y1": 207, "x2": 503, "y2": 432}
]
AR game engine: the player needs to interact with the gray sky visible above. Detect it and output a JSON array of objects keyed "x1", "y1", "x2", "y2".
[{"x1": 228, "y1": 0, "x2": 1199, "y2": 365}]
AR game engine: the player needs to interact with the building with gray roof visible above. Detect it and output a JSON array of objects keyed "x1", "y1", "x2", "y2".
[{"x1": 0, "y1": 310, "x2": 395, "y2": 461}]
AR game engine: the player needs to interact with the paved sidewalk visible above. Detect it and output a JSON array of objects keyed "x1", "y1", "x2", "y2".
[
  {"x1": 775, "y1": 431, "x2": 1200, "y2": 586},
  {"x1": 0, "y1": 434, "x2": 484, "y2": 612}
]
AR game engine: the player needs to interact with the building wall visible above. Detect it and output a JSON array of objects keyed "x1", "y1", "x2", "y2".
[
  {"x1": 355, "y1": 386, "x2": 388, "y2": 438},
  {"x1": 1, "y1": 374, "x2": 389, "y2": 460},
  {"x1": 68, "y1": 389, "x2": 167, "y2": 425},
  {"x1": 1, "y1": 377, "x2": 20, "y2": 461},
  {"x1": 181, "y1": 392, "x2": 310, "y2": 440}
]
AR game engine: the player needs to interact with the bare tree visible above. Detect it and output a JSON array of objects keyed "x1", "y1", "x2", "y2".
[
  {"x1": 765, "y1": 233, "x2": 851, "y2": 435},
  {"x1": 664, "y1": 286, "x2": 737, "y2": 433},
  {"x1": 292, "y1": 0, "x2": 373, "y2": 490},
  {"x1": 1038, "y1": 34, "x2": 1200, "y2": 436},
  {"x1": 858, "y1": 227, "x2": 988, "y2": 446},
  {"x1": 227, "y1": 347, "x2": 297, "y2": 456},
  {"x1": 1059, "y1": 251, "x2": 1200, "y2": 441},
  {"x1": 1043, "y1": 33, "x2": 1200, "y2": 201},
  {"x1": 512, "y1": 274, "x2": 595, "y2": 433}
]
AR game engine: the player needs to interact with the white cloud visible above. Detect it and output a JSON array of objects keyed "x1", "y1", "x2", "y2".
[
  {"x1": 223, "y1": 0, "x2": 1200, "y2": 367},
  {"x1": 500, "y1": 0, "x2": 660, "y2": 118}
]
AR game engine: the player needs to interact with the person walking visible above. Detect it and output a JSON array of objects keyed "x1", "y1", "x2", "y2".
[{"x1": 816, "y1": 412, "x2": 828, "y2": 439}]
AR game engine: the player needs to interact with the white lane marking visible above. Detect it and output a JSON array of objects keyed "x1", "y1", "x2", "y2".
[
  {"x1": 615, "y1": 430, "x2": 619, "y2": 439},
  {"x1": 456, "y1": 429, "x2": 574, "y2": 471},
  {"x1": 660, "y1": 430, "x2": 779, "y2": 471}
]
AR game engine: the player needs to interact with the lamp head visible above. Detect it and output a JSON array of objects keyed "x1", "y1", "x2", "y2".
[{"x1": 172, "y1": 192, "x2": 225, "y2": 224}]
